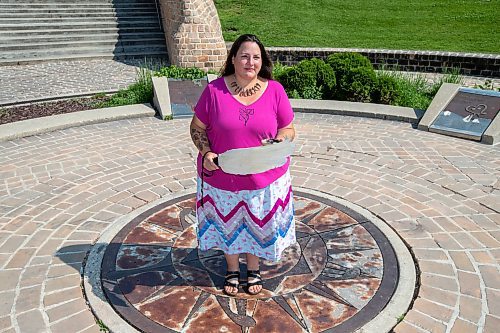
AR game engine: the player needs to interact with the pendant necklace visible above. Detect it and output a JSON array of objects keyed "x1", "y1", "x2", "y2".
[{"x1": 230, "y1": 75, "x2": 261, "y2": 97}]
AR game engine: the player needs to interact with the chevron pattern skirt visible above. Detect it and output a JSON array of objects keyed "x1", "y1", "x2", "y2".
[{"x1": 196, "y1": 170, "x2": 296, "y2": 262}]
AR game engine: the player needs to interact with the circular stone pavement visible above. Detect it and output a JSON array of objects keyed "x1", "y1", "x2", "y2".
[{"x1": 84, "y1": 188, "x2": 416, "y2": 333}]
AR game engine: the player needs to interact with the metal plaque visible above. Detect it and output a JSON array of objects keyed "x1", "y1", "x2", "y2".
[
  {"x1": 429, "y1": 88, "x2": 500, "y2": 140},
  {"x1": 168, "y1": 77, "x2": 208, "y2": 118}
]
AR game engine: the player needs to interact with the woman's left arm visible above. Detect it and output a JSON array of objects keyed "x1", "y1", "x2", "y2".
[{"x1": 275, "y1": 122, "x2": 295, "y2": 142}]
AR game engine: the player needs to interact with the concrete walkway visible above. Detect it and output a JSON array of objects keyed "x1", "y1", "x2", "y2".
[{"x1": 0, "y1": 111, "x2": 499, "y2": 332}]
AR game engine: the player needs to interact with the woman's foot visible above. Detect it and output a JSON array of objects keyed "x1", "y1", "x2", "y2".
[
  {"x1": 223, "y1": 271, "x2": 240, "y2": 296},
  {"x1": 246, "y1": 269, "x2": 263, "y2": 295}
]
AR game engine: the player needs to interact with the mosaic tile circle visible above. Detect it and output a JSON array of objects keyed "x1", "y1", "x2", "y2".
[{"x1": 101, "y1": 192, "x2": 398, "y2": 333}]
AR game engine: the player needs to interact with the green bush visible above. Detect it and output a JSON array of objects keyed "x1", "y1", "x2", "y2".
[
  {"x1": 373, "y1": 75, "x2": 401, "y2": 105},
  {"x1": 278, "y1": 58, "x2": 336, "y2": 99},
  {"x1": 272, "y1": 61, "x2": 292, "y2": 81},
  {"x1": 327, "y1": 52, "x2": 373, "y2": 76},
  {"x1": 326, "y1": 52, "x2": 375, "y2": 100},
  {"x1": 338, "y1": 67, "x2": 377, "y2": 102}
]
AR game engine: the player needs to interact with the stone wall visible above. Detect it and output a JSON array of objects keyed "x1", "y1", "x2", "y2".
[
  {"x1": 267, "y1": 47, "x2": 500, "y2": 78},
  {"x1": 158, "y1": 0, "x2": 227, "y2": 71}
]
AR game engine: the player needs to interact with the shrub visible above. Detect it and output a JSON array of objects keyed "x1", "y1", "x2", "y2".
[
  {"x1": 326, "y1": 52, "x2": 375, "y2": 100},
  {"x1": 338, "y1": 67, "x2": 377, "y2": 102},
  {"x1": 272, "y1": 61, "x2": 292, "y2": 81},
  {"x1": 373, "y1": 74, "x2": 401, "y2": 105},
  {"x1": 277, "y1": 58, "x2": 336, "y2": 99}
]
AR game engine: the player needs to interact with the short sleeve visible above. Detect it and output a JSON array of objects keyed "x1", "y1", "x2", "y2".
[
  {"x1": 275, "y1": 81, "x2": 294, "y2": 128},
  {"x1": 194, "y1": 84, "x2": 212, "y2": 126}
]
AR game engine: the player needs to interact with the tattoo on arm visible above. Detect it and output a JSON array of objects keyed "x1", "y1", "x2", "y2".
[{"x1": 190, "y1": 126, "x2": 211, "y2": 153}]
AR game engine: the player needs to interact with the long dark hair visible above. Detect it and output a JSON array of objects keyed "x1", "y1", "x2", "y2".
[{"x1": 220, "y1": 34, "x2": 273, "y2": 79}]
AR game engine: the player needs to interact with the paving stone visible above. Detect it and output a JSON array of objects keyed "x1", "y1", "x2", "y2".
[
  {"x1": 479, "y1": 266, "x2": 500, "y2": 290},
  {"x1": 0, "y1": 235, "x2": 27, "y2": 253},
  {"x1": 0, "y1": 291, "x2": 15, "y2": 317},
  {"x1": 0, "y1": 316, "x2": 12, "y2": 331},
  {"x1": 412, "y1": 298, "x2": 454, "y2": 322},
  {"x1": 5, "y1": 248, "x2": 36, "y2": 269},
  {"x1": 393, "y1": 320, "x2": 426, "y2": 333},
  {"x1": 485, "y1": 288, "x2": 500, "y2": 317},
  {"x1": 19, "y1": 264, "x2": 49, "y2": 288},
  {"x1": 469, "y1": 251, "x2": 496, "y2": 265},
  {"x1": 470, "y1": 231, "x2": 500, "y2": 248},
  {"x1": 16, "y1": 309, "x2": 47, "y2": 333},
  {"x1": 16, "y1": 284, "x2": 43, "y2": 315},
  {"x1": 404, "y1": 310, "x2": 447, "y2": 333},
  {"x1": 43, "y1": 286, "x2": 82, "y2": 307},
  {"x1": 413, "y1": 249, "x2": 449, "y2": 261},
  {"x1": 484, "y1": 314, "x2": 500, "y2": 333},
  {"x1": 47, "y1": 264, "x2": 80, "y2": 278},
  {"x1": 449, "y1": 251, "x2": 475, "y2": 272},
  {"x1": 421, "y1": 273, "x2": 458, "y2": 292},
  {"x1": 433, "y1": 233, "x2": 463, "y2": 250},
  {"x1": 449, "y1": 317, "x2": 477, "y2": 333},
  {"x1": 458, "y1": 295, "x2": 482, "y2": 323},
  {"x1": 47, "y1": 298, "x2": 89, "y2": 323},
  {"x1": 44, "y1": 274, "x2": 81, "y2": 293},
  {"x1": 36, "y1": 239, "x2": 63, "y2": 256},
  {"x1": 457, "y1": 270, "x2": 482, "y2": 298},
  {"x1": 50, "y1": 309, "x2": 96, "y2": 333},
  {"x1": 418, "y1": 261, "x2": 455, "y2": 276},
  {"x1": 24, "y1": 230, "x2": 53, "y2": 248},
  {"x1": 0, "y1": 269, "x2": 21, "y2": 291}
]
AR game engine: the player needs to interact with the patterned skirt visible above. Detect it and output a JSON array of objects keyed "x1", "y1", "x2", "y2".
[{"x1": 196, "y1": 170, "x2": 296, "y2": 262}]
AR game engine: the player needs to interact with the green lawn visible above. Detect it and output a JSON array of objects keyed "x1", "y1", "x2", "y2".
[{"x1": 214, "y1": 0, "x2": 500, "y2": 54}]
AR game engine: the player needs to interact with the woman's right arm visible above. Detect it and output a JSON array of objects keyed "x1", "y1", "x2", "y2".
[{"x1": 190, "y1": 115, "x2": 219, "y2": 171}]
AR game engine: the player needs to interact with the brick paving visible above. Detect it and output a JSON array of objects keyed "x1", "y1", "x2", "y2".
[
  {"x1": 0, "y1": 58, "x2": 168, "y2": 107},
  {"x1": 0, "y1": 113, "x2": 499, "y2": 332}
]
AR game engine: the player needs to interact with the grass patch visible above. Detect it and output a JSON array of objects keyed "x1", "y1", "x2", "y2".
[{"x1": 214, "y1": 0, "x2": 500, "y2": 53}]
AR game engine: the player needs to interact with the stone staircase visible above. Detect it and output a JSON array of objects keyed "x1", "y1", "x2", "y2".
[{"x1": 0, "y1": 0, "x2": 168, "y2": 65}]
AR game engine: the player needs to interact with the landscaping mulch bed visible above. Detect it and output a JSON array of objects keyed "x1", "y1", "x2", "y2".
[{"x1": 0, "y1": 95, "x2": 112, "y2": 125}]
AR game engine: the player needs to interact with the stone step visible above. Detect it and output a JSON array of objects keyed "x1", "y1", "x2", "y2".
[
  {"x1": 0, "y1": 11, "x2": 158, "y2": 18},
  {"x1": 0, "y1": 3, "x2": 156, "y2": 9},
  {"x1": 0, "y1": 21, "x2": 161, "y2": 31},
  {"x1": 0, "y1": 32, "x2": 165, "y2": 44},
  {"x1": 0, "y1": 45, "x2": 167, "y2": 59},
  {"x1": 0, "y1": 6, "x2": 155, "y2": 12},
  {"x1": 0, "y1": 16, "x2": 159, "y2": 23},
  {"x1": 0, "y1": 27, "x2": 160, "y2": 37},
  {"x1": 0, "y1": 38, "x2": 166, "y2": 51},
  {"x1": 0, "y1": 51, "x2": 168, "y2": 66},
  {"x1": 0, "y1": 0, "x2": 155, "y2": 3}
]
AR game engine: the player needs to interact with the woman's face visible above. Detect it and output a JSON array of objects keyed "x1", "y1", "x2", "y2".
[{"x1": 232, "y1": 41, "x2": 262, "y2": 81}]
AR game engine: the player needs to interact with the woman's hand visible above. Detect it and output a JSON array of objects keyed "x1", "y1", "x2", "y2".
[
  {"x1": 275, "y1": 123, "x2": 295, "y2": 142},
  {"x1": 203, "y1": 151, "x2": 219, "y2": 171}
]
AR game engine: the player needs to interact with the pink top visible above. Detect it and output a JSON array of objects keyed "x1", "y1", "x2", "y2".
[{"x1": 195, "y1": 77, "x2": 294, "y2": 191}]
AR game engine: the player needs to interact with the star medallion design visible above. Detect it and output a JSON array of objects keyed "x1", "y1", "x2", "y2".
[{"x1": 101, "y1": 191, "x2": 398, "y2": 333}]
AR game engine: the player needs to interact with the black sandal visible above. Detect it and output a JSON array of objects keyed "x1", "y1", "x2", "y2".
[
  {"x1": 246, "y1": 269, "x2": 263, "y2": 295},
  {"x1": 223, "y1": 271, "x2": 240, "y2": 296}
]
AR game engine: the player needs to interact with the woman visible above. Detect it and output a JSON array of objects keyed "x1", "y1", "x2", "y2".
[{"x1": 190, "y1": 34, "x2": 296, "y2": 296}]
